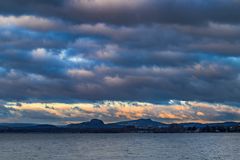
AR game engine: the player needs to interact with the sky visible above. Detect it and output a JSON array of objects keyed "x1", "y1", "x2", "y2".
[{"x1": 0, "y1": 0, "x2": 240, "y2": 124}]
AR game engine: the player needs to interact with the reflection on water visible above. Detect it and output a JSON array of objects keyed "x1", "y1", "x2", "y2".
[{"x1": 0, "y1": 133, "x2": 239, "y2": 160}]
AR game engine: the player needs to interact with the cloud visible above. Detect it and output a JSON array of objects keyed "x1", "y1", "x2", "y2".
[
  {"x1": 68, "y1": 69, "x2": 95, "y2": 78},
  {"x1": 32, "y1": 48, "x2": 49, "y2": 59},
  {"x1": 0, "y1": 0, "x2": 240, "y2": 124},
  {"x1": 1, "y1": 0, "x2": 240, "y2": 25},
  {"x1": 0, "y1": 15, "x2": 62, "y2": 31},
  {"x1": 0, "y1": 54, "x2": 240, "y2": 103},
  {"x1": 2, "y1": 100, "x2": 240, "y2": 124}
]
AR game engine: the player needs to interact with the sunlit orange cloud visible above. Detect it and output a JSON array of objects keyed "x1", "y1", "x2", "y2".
[{"x1": 5, "y1": 101, "x2": 240, "y2": 124}]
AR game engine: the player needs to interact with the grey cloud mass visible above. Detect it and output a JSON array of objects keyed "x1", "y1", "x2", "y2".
[
  {"x1": 1, "y1": 0, "x2": 240, "y2": 25},
  {"x1": 0, "y1": 0, "x2": 240, "y2": 106}
]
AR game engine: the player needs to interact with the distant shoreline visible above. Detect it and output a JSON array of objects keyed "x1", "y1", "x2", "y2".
[{"x1": 0, "y1": 119, "x2": 239, "y2": 133}]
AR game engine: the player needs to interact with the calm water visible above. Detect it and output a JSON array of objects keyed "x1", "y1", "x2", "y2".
[{"x1": 0, "y1": 133, "x2": 239, "y2": 160}]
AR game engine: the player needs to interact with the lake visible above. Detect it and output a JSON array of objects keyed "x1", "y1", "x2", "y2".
[{"x1": 0, "y1": 133, "x2": 239, "y2": 160}]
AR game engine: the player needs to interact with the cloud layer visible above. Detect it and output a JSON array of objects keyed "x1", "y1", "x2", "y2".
[
  {"x1": 1, "y1": 101, "x2": 240, "y2": 124},
  {"x1": 0, "y1": 0, "x2": 240, "y2": 123}
]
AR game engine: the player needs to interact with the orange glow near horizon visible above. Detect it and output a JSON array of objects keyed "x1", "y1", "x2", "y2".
[{"x1": 3, "y1": 101, "x2": 240, "y2": 124}]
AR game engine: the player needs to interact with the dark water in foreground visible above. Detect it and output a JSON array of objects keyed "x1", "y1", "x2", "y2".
[{"x1": 0, "y1": 133, "x2": 239, "y2": 160}]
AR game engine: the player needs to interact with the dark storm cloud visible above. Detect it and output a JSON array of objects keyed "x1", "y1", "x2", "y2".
[
  {"x1": 71, "y1": 24, "x2": 240, "y2": 56},
  {"x1": 0, "y1": 49, "x2": 67, "y2": 79},
  {"x1": 63, "y1": 0, "x2": 240, "y2": 25},
  {"x1": 0, "y1": 0, "x2": 240, "y2": 105},
  {"x1": 1, "y1": 0, "x2": 240, "y2": 25},
  {"x1": 0, "y1": 58, "x2": 240, "y2": 103},
  {"x1": 0, "y1": 0, "x2": 63, "y2": 15}
]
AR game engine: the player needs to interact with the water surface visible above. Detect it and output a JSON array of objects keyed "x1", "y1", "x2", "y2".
[{"x1": 0, "y1": 133, "x2": 239, "y2": 160}]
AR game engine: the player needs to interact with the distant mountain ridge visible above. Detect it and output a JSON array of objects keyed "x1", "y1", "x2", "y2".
[
  {"x1": 110, "y1": 119, "x2": 169, "y2": 128},
  {"x1": 67, "y1": 119, "x2": 106, "y2": 129},
  {"x1": 0, "y1": 119, "x2": 239, "y2": 133}
]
